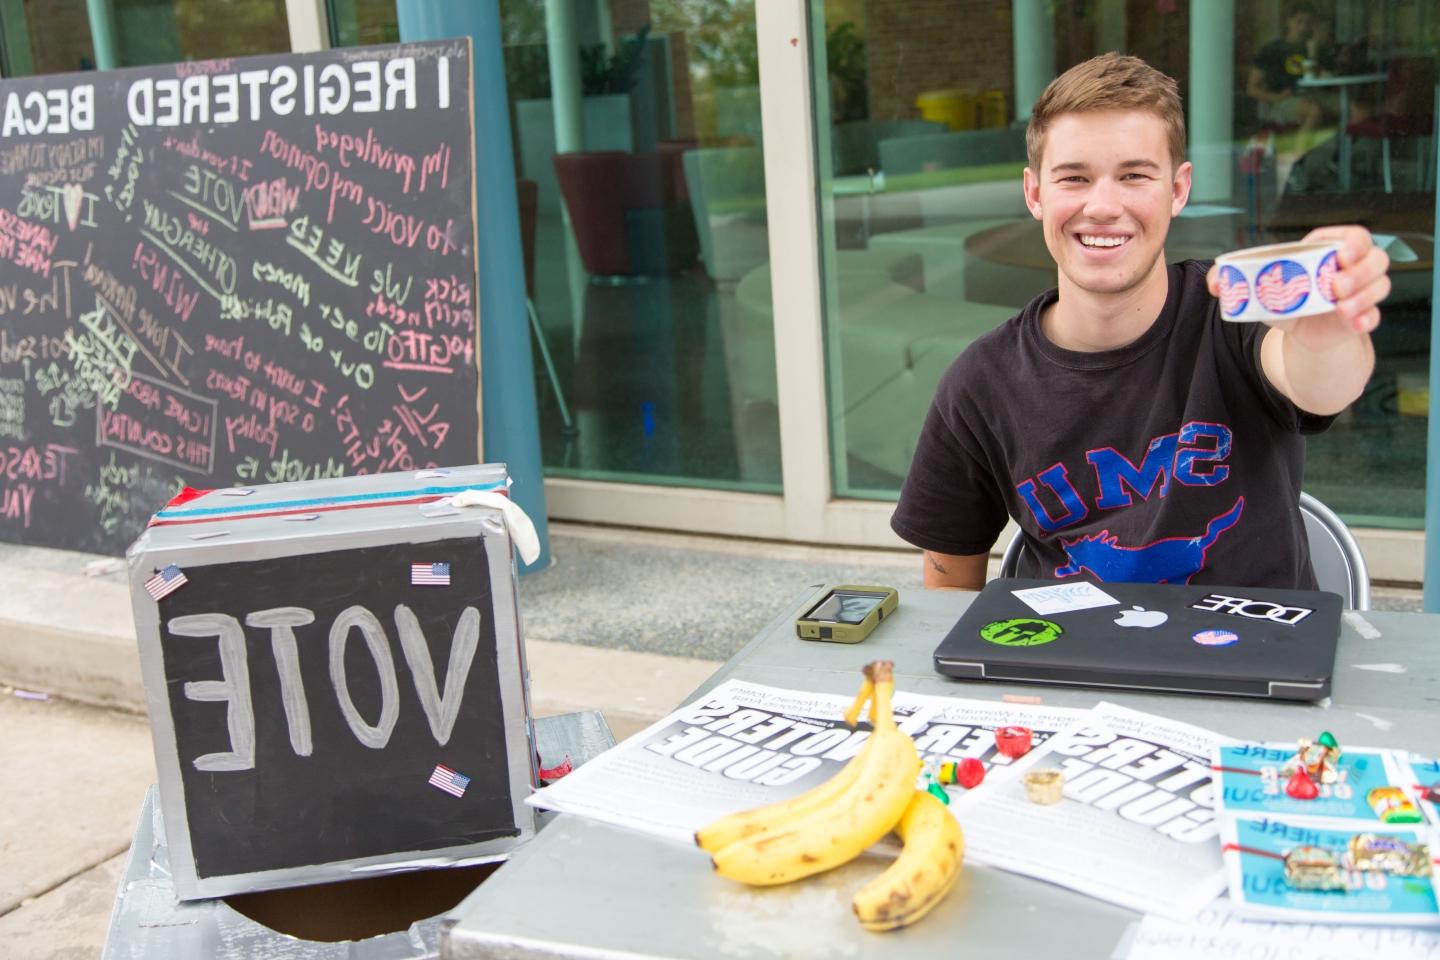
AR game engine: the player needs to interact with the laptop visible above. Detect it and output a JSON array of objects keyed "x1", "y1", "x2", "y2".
[{"x1": 932, "y1": 578, "x2": 1343, "y2": 701}]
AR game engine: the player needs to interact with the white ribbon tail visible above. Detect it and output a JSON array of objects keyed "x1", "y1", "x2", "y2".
[{"x1": 449, "y1": 489, "x2": 541, "y2": 566}]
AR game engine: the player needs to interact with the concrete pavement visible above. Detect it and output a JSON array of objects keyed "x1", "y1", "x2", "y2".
[{"x1": 0, "y1": 522, "x2": 1421, "y2": 957}]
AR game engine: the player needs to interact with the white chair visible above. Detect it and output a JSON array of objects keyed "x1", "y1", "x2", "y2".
[{"x1": 998, "y1": 491, "x2": 1370, "y2": 610}]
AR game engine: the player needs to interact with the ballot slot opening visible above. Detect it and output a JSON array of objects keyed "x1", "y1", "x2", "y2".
[{"x1": 222, "y1": 862, "x2": 501, "y2": 942}]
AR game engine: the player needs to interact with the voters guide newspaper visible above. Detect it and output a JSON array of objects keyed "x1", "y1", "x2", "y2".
[
  {"x1": 526, "y1": 678, "x2": 1086, "y2": 843},
  {"x1": 948, "y1": 702, "x2": 1226, "y2": 921}
]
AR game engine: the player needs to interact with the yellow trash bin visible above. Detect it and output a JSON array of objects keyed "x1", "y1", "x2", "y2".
[
  {"x1": 915, "y1": 89, "x2": 976, "y2": 131},
  {"x1": 979, "y1": 89, "x2": 1008, "y2": 129}
]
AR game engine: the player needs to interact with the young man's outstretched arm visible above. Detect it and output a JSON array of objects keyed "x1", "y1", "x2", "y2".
[
  {"x1": 922, "y1": 550, "x2": 989, "y2": 591},
  {"x1": 1210, "y1": 225, "x2": 1390, "y2": 415}
]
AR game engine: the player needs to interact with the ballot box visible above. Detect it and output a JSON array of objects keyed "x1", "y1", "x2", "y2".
[{"x1": 126, "y1": 465, "x2": 536, "y2": 901}]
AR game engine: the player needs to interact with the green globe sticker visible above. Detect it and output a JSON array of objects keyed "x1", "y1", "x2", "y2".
[{"x1": 980, "y1": 618, "x2": 1063, "y2": 647}]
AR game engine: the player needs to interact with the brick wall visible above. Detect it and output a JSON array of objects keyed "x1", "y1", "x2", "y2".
[
  {"x1": 610, "y1": 0, "x2": 651, "y2": 36},
  {"x1": 22, "y1": 0, "x2": 94, "y2": 75},
  {"x1": 865, "y1": 0, "x2": 1014, "y2": 122}
]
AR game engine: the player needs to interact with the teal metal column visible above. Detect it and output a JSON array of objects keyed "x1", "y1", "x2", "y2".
[
  {"x1": 84, "y1": 0, "x2": 119, "y2": 69},
  {"x1": 1012, "y1": 0, "x2": 1055, "y2": 121},
  {"x1": 1188, "y1": 0, "x2": 1234, "y2": 203},
  {"x1": 1425, "y1": 153, "x2": 1440, "y2": 610},
  {"x1": 397, "y1": 0, "x2": 552, "y2": 573}
]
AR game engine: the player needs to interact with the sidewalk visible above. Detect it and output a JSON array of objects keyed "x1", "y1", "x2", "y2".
[{"x1": 0, "y1": 523, "x2": 1421, "y2": 957}]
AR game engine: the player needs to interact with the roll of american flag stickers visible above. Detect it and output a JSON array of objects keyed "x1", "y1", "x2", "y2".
[{"x1": 1213, "y1": 240, "x2": 1342, "y2": 322}]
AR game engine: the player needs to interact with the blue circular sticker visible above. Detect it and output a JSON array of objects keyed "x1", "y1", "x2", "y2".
[
  {"x1": 1217, "y1": 264, "x2": 1250, "y2": 318},
  {"x1": 1255, "y1": 259, "x2": 1312, "y2": 314},
  {"x1": 1315, "y1": 249, "x2": 1340, "y2": 303},
  {"x1": 1193, "y1": 629, "x2": 1239, "y2": 647}
]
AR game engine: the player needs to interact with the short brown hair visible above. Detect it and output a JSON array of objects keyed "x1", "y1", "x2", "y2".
[{"x1": 1025, "y1": 53, "x2": 1186, "y2": 172}]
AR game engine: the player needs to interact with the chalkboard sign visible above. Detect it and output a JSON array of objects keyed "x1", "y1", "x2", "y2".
[
  {"x1": 0, "y1": 40, "x2": 479, "y2": 554},
  {"x1": 129, "y1": 465, "x2": 535, "y2": 900}
]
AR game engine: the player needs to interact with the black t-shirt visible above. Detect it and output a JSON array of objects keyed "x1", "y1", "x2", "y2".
[
  {"x1": 1252, "y1": 39, "x2": 1308, "y2": 94},
  {"x1": 891, "y1": 260, "x2": 1333, "y2": 589}
]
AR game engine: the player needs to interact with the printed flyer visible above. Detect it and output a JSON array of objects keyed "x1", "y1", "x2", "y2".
[
  {"x1": 1214, "y1": 742, "x2": 1414, "y2": 823},
  {"x1": 1122, "y1": 896, "x2": 1440, "y2": 960},
  {"x1": 1219, "y1": 815, "x2": 1438, "y2": 925},
  {"x1": 1213, "y1": 740, "x2": 1440, "y2": 923}
]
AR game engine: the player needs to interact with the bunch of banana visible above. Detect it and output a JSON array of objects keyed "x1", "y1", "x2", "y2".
[
  {"x1": 851, "y1": 789, "x2": 965, "y2": 930},
  {"x1": 695, "y1": 661, "x2": 965, "y2": 931}
]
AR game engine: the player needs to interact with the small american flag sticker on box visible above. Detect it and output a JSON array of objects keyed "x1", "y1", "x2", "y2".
[
  {"x1": 410, "y1": 562, "x2": 451, "y2": 586},
  {"x1": 144, "y1": 564, "x2": 188, "y2": 601},
  {"x1": 428, "y1": 763, "x2": 471, "y2": 798}
]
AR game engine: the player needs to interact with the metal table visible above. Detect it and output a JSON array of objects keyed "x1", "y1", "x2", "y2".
[
  {"x1": 442, "y1": 586, "x2": 1440, "y2": 960},
  {"x1": 1297, "y1": 72, "x2": 1388, "y2": 190}
]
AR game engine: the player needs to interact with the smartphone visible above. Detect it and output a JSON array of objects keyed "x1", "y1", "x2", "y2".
[{"x1": 795, "y1": 585, "x2": 899, "y2": 643}]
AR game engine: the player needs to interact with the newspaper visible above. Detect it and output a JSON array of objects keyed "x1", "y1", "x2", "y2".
[
  {"x1": 1120, "y1": 897, "x2": 1440, "y2": 960},
  {"x1": 526, "y1": 678, "x2": 1085, "y2": 843},
  {"x1": 950, "y1": 701, "x2": 1226, "y2": 921}
]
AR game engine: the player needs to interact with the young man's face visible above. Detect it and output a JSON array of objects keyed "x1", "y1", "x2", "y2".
[
  {"x1": 1287, "y1": 11, "x2": 1315, "y2": 43},
  {"x1": 1022, "y1": 109, "x2": 1192, "y2": 303}
]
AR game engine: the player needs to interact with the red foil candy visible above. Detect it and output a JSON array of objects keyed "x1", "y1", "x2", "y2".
[
  {"x1": 955, "y1": 758, "x2": 985, "y2": 789},
  {"x1": 995, "y1": 726, "x2": 1034, "y2": 759},
  {"x1": 1286, "y1": 768, "x2": 1320, "y2": 800}
]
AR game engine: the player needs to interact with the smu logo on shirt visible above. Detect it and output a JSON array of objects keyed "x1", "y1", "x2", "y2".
[
  {"x1": 1054, "y1": 498, "x2": 1245, "y2": 584},
  {"x1": 1016, "y1": 421, "x2": 1232, "y2": 534},
  {"x1": 1015, "y1": 421, "x2": 1243, "y2": 584}
]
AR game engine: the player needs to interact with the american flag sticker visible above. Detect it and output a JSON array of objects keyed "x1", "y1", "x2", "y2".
[
  {"x1": 1255, "y1": 259, "x2": 1311, "y2": 314},
  {"x1": 144, "y1": 564, "x2": 188, "y2": 601},
  {"x1": 428, "y1": 763, "x2": 471, "y2": 798},
  {"x1": 1217, "y1": 264, "x2": 1250, "y2": 318},
  {"x1": 1315, "y1": 249, "x2": 1340, "y2": 303},
  {"x1": 411, "y1": 561, "x2": 452, "y2": 586}
]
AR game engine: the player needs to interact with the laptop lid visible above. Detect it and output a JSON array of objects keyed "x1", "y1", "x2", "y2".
[{"x1": 933, "y1": 579, "x2": 1343, "y2": 701}]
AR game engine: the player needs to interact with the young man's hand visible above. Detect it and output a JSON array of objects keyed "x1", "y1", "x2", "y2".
[
  {"x1": 1206, "y1": 225, "x2": 1388, "y2": 415},
  {"x1": 1205, "y1": 225, "x2": 1390, "y2": 350}
]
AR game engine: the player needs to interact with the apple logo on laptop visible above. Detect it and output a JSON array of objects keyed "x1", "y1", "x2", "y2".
[{"x1": 1114, "y1": 605, "x2": 1168, "y2": 628}]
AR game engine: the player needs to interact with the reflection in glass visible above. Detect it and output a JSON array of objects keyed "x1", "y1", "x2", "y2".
[
  {"x1": 328, "y1": 0, "x2": 398, "y2": 48},
  {"x1": 812, "y1": 0, "x2": 1434, "y2": 527},
  {"x1": 501, "y1": 0, "x2": 779, "y2": 490},
  {"x1": 2, "y1": 0, "x2": 291, "y2": 75}
]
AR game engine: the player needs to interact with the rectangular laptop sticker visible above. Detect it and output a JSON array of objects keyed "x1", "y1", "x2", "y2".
[{"x1": 1012, "y1": 581, "x2": 1120, "y2": 616}]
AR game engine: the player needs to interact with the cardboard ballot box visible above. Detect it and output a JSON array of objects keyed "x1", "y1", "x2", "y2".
[{"x1": 126, "y1": 465, "x2": 536, "y2": 901}]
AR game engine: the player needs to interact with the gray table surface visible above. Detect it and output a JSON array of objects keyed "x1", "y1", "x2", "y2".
[{"x1": 442, "y1": 586, "x2": 1440, "y2": 960}]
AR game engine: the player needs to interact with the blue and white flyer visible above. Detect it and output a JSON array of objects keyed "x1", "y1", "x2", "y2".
[
  {"x1": 1213, "y1": 740, "x2": 1440, "y2": 923},
  {"x1": 1213, "y1": 742, "x2": 1419, "y2": 824},
  {"x1": 1219, "y1": 815, "x2": 1439, "y2": 925}
]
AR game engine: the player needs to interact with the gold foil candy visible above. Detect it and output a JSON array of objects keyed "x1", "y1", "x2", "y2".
[{"x1": 1023, "y1": 768, "x2": 1064, "y2": 805}]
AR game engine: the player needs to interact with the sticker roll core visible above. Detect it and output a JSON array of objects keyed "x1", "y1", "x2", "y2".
[{"x1": 1214, "y1": 240, "x2": 1341, "y2": 322}]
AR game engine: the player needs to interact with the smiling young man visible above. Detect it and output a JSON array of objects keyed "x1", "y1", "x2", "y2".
[{"x1": 890, "y1": 53, "x2": 1390, "y2": 591}]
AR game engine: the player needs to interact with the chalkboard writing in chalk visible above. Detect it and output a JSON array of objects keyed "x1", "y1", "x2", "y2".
[
  {"x1": 159, "y1": 539, "x2": 517, "y2": 881},
  {"x1": 0, "y1": 40, "x2": 478, "y2": 554}
]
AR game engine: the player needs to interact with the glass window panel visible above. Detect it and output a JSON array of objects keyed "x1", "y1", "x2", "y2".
[
  {"x1": 813, "y1": 0, "x2": 1434, "y2": 529},
  {"x1": 328, "y1": 0, "x2": 398, "y2": 48},
  {"x1": 1, "y1": 0, "x2": 290, "y2": 76},
  {"x1": 500, "y1": 0, "x2": 780, "y2": 491}
]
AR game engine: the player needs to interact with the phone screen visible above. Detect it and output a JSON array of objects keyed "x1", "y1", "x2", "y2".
[{"x1": 805, "y1": 590, "x2": 886, "y2": 624}]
